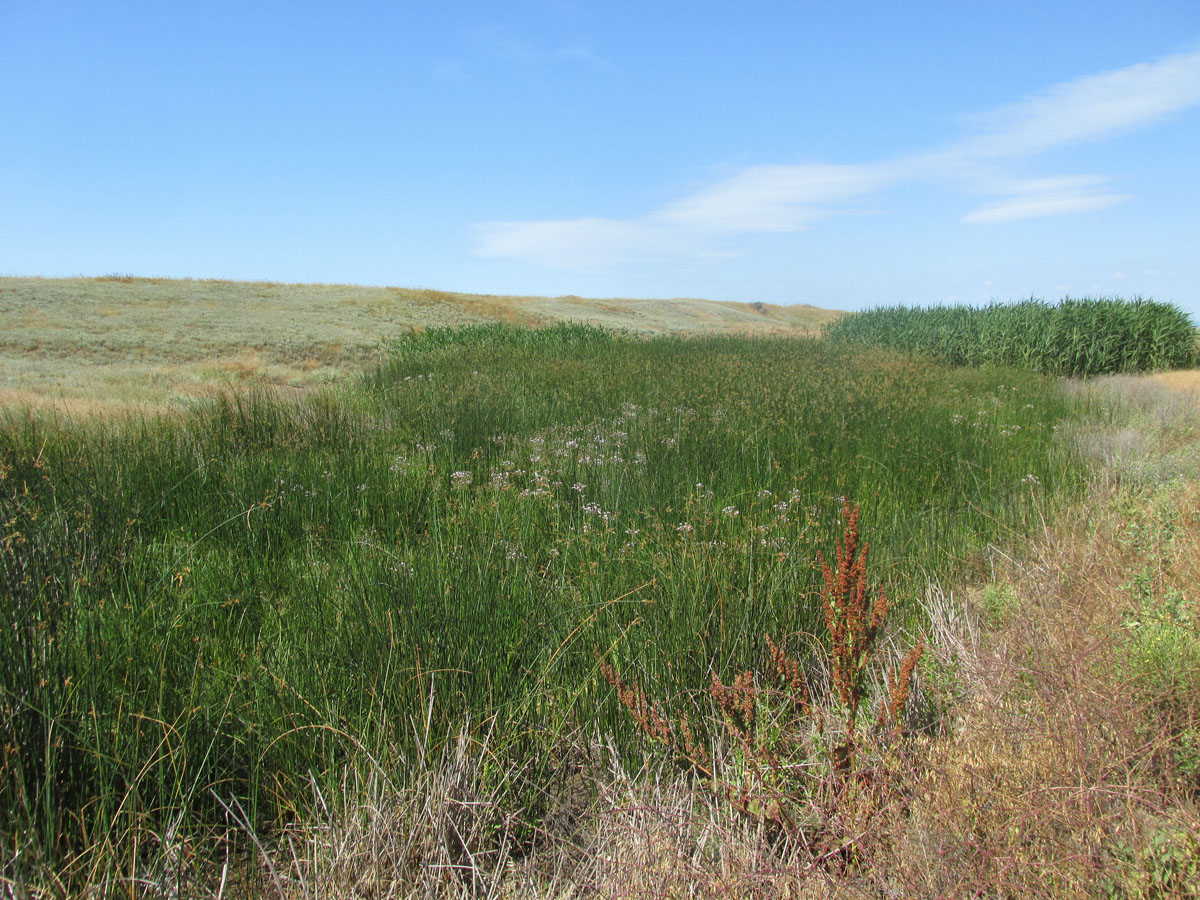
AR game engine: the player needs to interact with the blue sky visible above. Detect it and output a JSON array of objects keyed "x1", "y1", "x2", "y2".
[{"x1": 2, "y1": 1, "x2": 1199, "y2": 316}]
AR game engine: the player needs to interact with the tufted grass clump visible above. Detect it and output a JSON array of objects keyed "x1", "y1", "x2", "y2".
[{"x1": 0, "y1": 325, "x2": 1084, "y2": 889}]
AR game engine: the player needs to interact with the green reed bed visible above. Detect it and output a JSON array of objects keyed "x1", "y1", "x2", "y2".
[
  {"x1": 824, "y1": 297, "x2": 1196, "y2": 377},
  {"x1": 1, "y1": 324, "x2": 1083, "y2": 881}
]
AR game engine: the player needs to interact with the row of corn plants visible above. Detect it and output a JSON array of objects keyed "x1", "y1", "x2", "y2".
[
  {"x1": 823, "y1": 297, "x2": 1196, "y2": 376},
  {"x1": 1, "y1": 324, "x2": 1085, "y2": 887}
]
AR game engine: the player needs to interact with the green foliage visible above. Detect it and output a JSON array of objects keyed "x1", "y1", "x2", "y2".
[
  {"x1": 1107, "y1": 825, "x2": 1200, "y2": 899},
  {"x1": 980, "y1": 582, "x2": 1021, "y2": 625},
  {"x1": 1120, "y1": 573, "x2": 1200, "y2": 789},
  {"x1": 383, "y1": 321, "x2": 622, "y2": 362},
  {"x1": 823, "y1": 298, "x2": 1197, "y2": 377},
  {"x1": 0, "y1": 326, "x2": 1084, "y2": 881}
]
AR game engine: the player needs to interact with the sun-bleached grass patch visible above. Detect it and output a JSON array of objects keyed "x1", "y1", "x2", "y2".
[{"x1": 0, "y1": 277, "x2": 840, "y2": 414}]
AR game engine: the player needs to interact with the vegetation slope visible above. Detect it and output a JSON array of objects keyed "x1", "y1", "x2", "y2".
[{"x1": 0, "y1": 277, "x2": 839, "y2": 414}]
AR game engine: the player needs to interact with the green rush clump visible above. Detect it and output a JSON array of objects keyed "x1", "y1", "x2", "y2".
[{"x1": 0, "y1": 325, "x2": 1085, "y2": 884}]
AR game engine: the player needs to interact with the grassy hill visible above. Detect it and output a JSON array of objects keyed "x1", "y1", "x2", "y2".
[{"x1": 0, "y1": 276, "x2": 841, "y2": 413}]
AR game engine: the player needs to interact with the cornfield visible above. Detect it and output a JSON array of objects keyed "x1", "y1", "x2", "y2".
[{"x1": 823, "y1": 297, "x2": 1197, "y2": 377}]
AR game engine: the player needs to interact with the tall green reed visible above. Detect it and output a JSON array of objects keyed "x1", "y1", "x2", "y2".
[{"x1": 823, "y1": 297, "x2": 1196, "y2": 377}]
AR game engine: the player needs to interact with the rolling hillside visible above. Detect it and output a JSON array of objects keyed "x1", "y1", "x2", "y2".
[{"x1": 0, "y1": 276, "x2": 841, "y2": 413}]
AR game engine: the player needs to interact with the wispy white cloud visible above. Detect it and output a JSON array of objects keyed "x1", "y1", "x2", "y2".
[
  {"x1": 475, "y1": 163, "x2": 893, "y2": 268},
  {"x1": 958, "y1": 174, "x2": 1131, "y2": 224},
  {"x1": 477, "y1": 163, "x2": 893, "y2": 269},
  {"x1": 474, "y1": 47, "x2": 1200, "y2": 266},
  {"x1": 960, "y1": 190, "x2": 1129, "y2": 225},
  {"x1": 956, "y1": 49, "x2": 1200, "y2": 157},
  {"x1": 655, "y1": 163, "x2": 889, "y2": 232}
]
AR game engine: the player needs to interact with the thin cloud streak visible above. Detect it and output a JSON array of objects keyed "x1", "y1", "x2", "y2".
[
  {"x1": 957, "y1": 173, "x2": 1130, "y2": 225},
  {"x1": 474, "y1": 47, "x2": 1200, "y2": 267},
  {"x1": 955, "y1": 48, "x2": 1200, "y2": 157},
  {"x1": 655, "y1": 163, "x2": 891, "y2": 232},
  {"x1": 960, "y1": 192, "x2": 1130, "y2": 225}
]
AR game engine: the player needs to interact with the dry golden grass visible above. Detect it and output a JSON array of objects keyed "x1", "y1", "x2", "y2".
[
  {"x1": 879, "y1": 498, "x2": 1198, "y2": 896},
  {"x1": 0, "y1": 276, "x2": 841, "y2": 415},
  {"x1": 857, "y1": 374, "x2": 1200, "y2": 898},
  {"x1": 1150, "y1": 368, "x2": 1200, "y2": 394}
]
